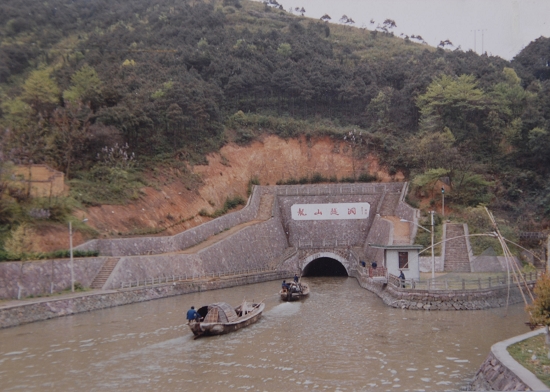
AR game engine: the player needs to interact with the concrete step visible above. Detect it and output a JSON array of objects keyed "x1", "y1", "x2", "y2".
[
  {"x1": 91, "y1": 258, "x2": 120, "y2": 289},
  {"x1": 444, "y1": 224, "x2": 471, "y2": 272}
]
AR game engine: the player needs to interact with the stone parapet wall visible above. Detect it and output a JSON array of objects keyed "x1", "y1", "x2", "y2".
[
  {"x1": 106, "y1": 217, "x2": 289, "y2": 289},
  {"x1": 352, "y1": 270, "x2": 535, "y2": 310},
  {"x1": 0, "y1": 258, "x2": 106, "y2": 299},
  {"x1": 76, "y1": 185, "x2": 267, "y2": 257},
  {"x1": 0, "y1": 271, "x2": 292, "y2": 329}
]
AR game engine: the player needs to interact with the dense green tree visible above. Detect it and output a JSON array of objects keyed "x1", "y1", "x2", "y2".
[
  {"x1": 21, "y1": 69, "x2": 60, "y2": 111},
  {"x1": 63, "y1": 65, "x2": 102, "y2": 104}
]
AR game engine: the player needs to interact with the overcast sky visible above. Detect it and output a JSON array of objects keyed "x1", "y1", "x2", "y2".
[{"x1": 268, "y1": 0, "x2": 550, "y2": 60}]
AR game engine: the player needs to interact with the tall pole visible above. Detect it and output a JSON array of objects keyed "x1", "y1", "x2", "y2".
[
  {"x1": 441, "y1": 187, "x2": 445, "y2": 217},
  {"x1": 431, "y1": 211, "x2": 435, "y2": 279},
  {"x1": 69, "y1": 221, "x2": 74, "y2": 293},
  {"x1": 547, "y1": 234, "x2": 550, "y2": 274},
  {"x1": 480, "y1": 29, "x2": 487, "y2": 55}
]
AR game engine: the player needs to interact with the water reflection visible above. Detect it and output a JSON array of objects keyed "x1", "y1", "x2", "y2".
[{"x1": 0, "y1": 277, "x2": 529, "y2": 391}]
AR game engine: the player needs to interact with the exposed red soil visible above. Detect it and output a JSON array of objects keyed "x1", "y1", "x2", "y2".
[{"x1": 32, "y1": 135, "x2": 404, "y2": 252}]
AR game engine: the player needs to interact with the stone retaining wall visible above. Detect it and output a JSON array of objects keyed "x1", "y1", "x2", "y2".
[
  {"x1": 469, "y1": 352, "x2": 530, "y2": 391},
  {"x1": 0, "y1": 271, "x2": 291, "y2": 329},
  {"x1": 0, "y1": 257, "x2": 106, "y2": 299},
  {"x1": 468, "y1": 329, "x2": 548, "y2": 391},
  {"x1": 106, "y1": 217, "x2": 289, "y2": 289},
  {"x1": 1, "y1": 193, "x2": 289, "y2": 299},
  {"x1": 75, "y1": 185, "x2": 267, "y2": 256},
  {"x1": 352, "y1": 270, "x2": 535, "y2": 310}
]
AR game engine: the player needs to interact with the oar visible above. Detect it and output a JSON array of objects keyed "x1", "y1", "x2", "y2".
[{"x1": 252, "y1": 297, "x2": 266, "y2": 309}]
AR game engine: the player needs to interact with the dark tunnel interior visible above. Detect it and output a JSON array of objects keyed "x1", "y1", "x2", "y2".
[{"x1": 302, "y1": 257, "x2": 348, "y2": 276}]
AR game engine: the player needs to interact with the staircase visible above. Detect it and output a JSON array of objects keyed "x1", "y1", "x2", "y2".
[
  {"x1": 91, "y1": 257, "x2": 120, "y2": 289},
  {"x1": 444, "y1": 224, "x2": 471, "y2": 272}
]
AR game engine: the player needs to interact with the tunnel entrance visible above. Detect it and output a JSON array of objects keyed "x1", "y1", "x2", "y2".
[{"x1": 302, "y1": 257, "x2": 348, "y2": 277}]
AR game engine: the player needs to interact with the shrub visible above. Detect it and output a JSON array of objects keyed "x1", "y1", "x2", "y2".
[
  {"x1": 358, "y1": 172, "x2": 377, "y2": 182},
  {"x1": 247, "y1": 176, "x2": 260, "y2": 196},
  {"x1": 341, "y1": 176, "x2": 356, "y2": 183},
  {"x1": 310, "y1": 173, "x2": 327, "y2": 184}
]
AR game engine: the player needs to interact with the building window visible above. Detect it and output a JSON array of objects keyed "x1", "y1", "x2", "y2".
[{"x1": 398, "y1": 252, "x2": 409, "y2": 269}]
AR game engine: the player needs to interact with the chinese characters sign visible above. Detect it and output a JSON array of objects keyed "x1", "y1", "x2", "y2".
[{"x1": 291, "y1": 203, "x2": 370, "y2": 221}]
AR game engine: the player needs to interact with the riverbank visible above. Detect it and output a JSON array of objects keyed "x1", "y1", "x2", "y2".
[
  {"x1": 0, "y1": 270, "x2": 291, "y2": 329},
  {"x1": 469, "y1": 328, "x2": 548, "y2": 391}
]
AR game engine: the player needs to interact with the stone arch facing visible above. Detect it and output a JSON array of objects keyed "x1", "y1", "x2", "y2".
[{"x1": 300, "y1": 251, "x2": 351, "y2": 276}]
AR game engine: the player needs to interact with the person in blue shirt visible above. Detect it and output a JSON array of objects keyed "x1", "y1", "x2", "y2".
[
  {"x1": 186, "y1": 306, "x2": 200, "y2": 322},
  {"x1": 293, "y1": 274, "x2": 299, "y2": 283},
  {"x1": 398, "y1": 270, "x2": 406, "y2": 288},
  {"x1": 282, "y1": 280, "x2": 290, "y2": 291}
]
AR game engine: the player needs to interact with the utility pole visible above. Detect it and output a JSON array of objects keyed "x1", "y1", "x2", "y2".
[
  {"x1": 471, "y1": 30, "x2": 477, "y2": 53},
  {"x1": 431, "y1": 211, "x2": 435, "y2": 279},
  {"x1": 69, "y1": 221, "x2": 74, "y2": 293},
  {"x1": 480, "y1": 29, "x2": 487, "y2": 55},
  {"x1": 441, "y1": 187, "x2": 445, "y2": 217},
  {"x1": 547, "y1": 234, "x2": 550, "y2": 273}
]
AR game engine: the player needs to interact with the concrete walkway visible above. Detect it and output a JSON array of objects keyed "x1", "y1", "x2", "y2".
[
  {"x1": 0, "y1": 289, "x2": 117, "y2": 311},
  {"x1": 491, "y1": 328, "x2": 548, "y2": 391}
]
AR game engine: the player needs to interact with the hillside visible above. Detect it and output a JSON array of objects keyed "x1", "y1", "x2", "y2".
[
  {"x1": 1, "y1": 0, "x2": 550, "y2": 257},
  {"x1": 30, "y1": 135, "x2": 398, "y2": 251}
]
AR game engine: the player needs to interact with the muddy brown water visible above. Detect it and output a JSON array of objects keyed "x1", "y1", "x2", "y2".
[{"x1": 0, "y1": 278, "x2": 529, "y2": 391}]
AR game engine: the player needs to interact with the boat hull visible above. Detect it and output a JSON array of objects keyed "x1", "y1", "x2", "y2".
[
  {"x1": 279, "y1": 283, "x2": 310, "y2": 301},
  {"x1": 188, "y1": 303, "x2": 265, "y2": 337},
  {"x1": 279, "y1": 291, "x2": 309, "y2": 301}
]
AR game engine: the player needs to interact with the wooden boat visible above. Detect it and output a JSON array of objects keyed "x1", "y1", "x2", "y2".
[
  {"x1": 279, "y1": 281, "x2": 310, "y2": 301},
  {"x1": 188, "y1": 300, "x2": 265, "y2": 338}
]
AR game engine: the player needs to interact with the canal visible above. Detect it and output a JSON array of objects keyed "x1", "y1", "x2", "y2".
[{"x1": 0, "y1": 277, "x2": 529, "y2": 391}]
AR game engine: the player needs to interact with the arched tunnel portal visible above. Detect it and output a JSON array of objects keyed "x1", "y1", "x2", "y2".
[{"x1": 301, "y1": 253, "x2": 350, "y2": 277}]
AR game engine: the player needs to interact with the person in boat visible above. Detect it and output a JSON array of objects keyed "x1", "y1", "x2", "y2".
[
  {"x1": 282, "y1": 280, "x2": 291, "y2": 292},
  {"x1": 186, "y1": 306, "x2": 200, "y2": 322},
  {"x1": 293, "y1": 274, "x2": 299, "y2": 283}
]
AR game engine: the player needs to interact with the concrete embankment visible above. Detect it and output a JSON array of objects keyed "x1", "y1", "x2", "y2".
[
  {"x1": 0, "y1": 271, "x2": 290, "y2": 329},
  {"x1": 352, "y1": 270, "x2": 535, "y2": 310},
  {"x1": 468, "y1": 329, "x2": 547, "y2": 391}
]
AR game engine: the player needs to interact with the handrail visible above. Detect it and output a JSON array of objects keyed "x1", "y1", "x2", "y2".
[
  {"x1": 118, "y1": 267, "x2": 290, "y2": 289},
  {"x1": 275, "y1": 184, "x2": 403, "y2": 196},
  {"x1": 384, "y1": 271, "x2": 541, "y2": 291}
]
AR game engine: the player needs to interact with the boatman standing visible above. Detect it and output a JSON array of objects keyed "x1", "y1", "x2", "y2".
[{"x1": 187, "y1": 306, "x2": 200, "y2": 323}]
